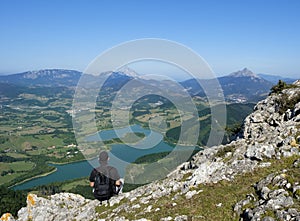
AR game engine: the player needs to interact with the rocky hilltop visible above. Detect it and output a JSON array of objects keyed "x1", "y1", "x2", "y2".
[{"x1": 1, "y1": 81, "x2": 300, "y2": 221}]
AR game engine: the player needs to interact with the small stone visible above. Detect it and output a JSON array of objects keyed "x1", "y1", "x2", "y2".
[
  {"x1": 286, "y1": 183, "x2": 292, "y2": 189},
  {"x1": 174, "y1": 215, "x2": 188, "y2": 221},
  {"x1": 283, "y1": 213, "x2": 292, "y2": 220},
  {"x1": 260, "y1": 186, "x2": 271, "y2": 200},
  {"x1": 130, "y1": 197, "x2": 137, "y2": 202},
  {"x1": 262, "y1": 217, "x2": 275, "y2": 221},
  {"x1": 185, "y1": 190, "x2": 197, "y2": 199},
  {"x1": 294, "y1": 159, "x2": 300, "y2": 167},
  {"x1": 132, "y1": 204, "x2": 141, "y2": 209},
  {"x1": 145, "y1": 205, "x2": 152, "y2": 213},
  {"x1": 287, "y1": 208, "x2": 299, "y2": 217}
]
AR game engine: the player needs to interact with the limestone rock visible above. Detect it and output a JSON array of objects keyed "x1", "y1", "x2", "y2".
[
  {"x1": 0, "y1": 213, "x2": 15, "y2": 221},
  {"x1": 16, "y1": 193, "x2": 100, "y2": 221},
  {"x1": 236, "y1": 171, "x2": 300, "y2": 220}
]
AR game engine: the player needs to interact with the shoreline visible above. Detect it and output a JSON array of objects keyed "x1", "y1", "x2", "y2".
[
  {"x1": 9, "y1": 167, "x2": 57, "y2": 189},
  {"x1": 47, "y1": 157, "x2": 88, "y2": 165},
  {"x1": 9, "y1": 124, "x2": 202, "y2": 189},
  {"x1": 87, "y1": 123, "x2": 189, "y2": 147},
  {"x1": 10, "y1": 157, "x2": 97, "y2": 189}
]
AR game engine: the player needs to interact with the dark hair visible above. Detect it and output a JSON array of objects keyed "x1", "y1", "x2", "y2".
[{"x1": 98, "y1": 151, "x2": 109, "y2": 163}]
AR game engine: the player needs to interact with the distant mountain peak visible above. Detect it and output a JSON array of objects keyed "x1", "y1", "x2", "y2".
[
  {"x1": 228, "y1": 68, "x2": 260, "y2": 78},
  {"x1": 116, "y1": 66, "x2": 139, "y2": 78}
]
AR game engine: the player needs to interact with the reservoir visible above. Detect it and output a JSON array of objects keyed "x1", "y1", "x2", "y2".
[{"x1": 14, "y1": 125, "x2": 196, "y2": 190}]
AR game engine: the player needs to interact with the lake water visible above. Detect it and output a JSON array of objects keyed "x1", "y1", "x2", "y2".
[{"x1": 14, "y1": 125, "x2": 192, "y2": 190}]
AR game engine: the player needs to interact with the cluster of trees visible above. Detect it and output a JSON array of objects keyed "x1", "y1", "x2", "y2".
[
  {"x1": 50, "y1": 129, "x2": 77, "y2": 145},
  {"x1": 34, "y1": 185, "x2": 61, "y2": 196},
  {"x1": 1, "y1": 169, "x2": 14, "y2": 176},
  {"x1": 68, "y1": 185, "x2": 94, "y2": 199},
  {"x1": 134, "y1": 151, "x2": 171, "y2": 164},
  {"x1": 0, "y1": 186, "x2": 26, "y2": 216},
  {"x1": 0, "y1": 137, "x2": 8, "y2": 144},
  {"x1": 270, "y1": 80, "x2": 292, "y2": 94},
  {"x1": 30, "y1": 179, "x2": 94, "y2": 200},
  {"x1": 0, "y1": 155, "x2": 19, "y2": 176},
  {"x1": 0, "y1": 155, "x2": 17, "y2": 163}
]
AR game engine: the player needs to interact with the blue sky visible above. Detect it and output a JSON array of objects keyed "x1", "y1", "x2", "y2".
[{"x1": 0, "y1": 0, "x2": 299, "y2": 79}]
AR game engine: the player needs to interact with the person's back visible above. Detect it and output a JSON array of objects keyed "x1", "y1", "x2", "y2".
[{"x1": 89, "y1": 151, "x2": 122, "y2": 203}]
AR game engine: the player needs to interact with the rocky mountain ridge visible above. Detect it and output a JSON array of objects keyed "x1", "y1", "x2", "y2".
[
  {"x1": 0, "y1": 68, "x2": 292, "y2": 103},
  {"x1": 180, "y1": 68, "x2": 275, "y2": 102},
  {"x1": 1, "y1": 81, "x2": 300, "y2": 221},
  {"x1": 0, "y1": 69, "x2": 82, "y2": 87}
]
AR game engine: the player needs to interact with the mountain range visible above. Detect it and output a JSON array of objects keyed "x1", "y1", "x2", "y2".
[
  {"x1": 0, "y1": 69, "x2": 82, "y2": 87},
  {"x1": 0, "y1": 68, "x2": 296, "y2": 102}
]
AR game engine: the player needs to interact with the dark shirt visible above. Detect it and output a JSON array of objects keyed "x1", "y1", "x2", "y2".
[{"x1": 89, "y1": 164, "x2": 120, "y2": 183}]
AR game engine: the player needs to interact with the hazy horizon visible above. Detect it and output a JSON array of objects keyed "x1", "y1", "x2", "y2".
[{"x1": 0, "y1": 66, "x2": 297, "y2": 82}]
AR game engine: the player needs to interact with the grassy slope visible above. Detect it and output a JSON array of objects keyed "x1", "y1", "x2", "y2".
[{"x1": 95, "y1": 155, "x2": 300, "y2": 220}]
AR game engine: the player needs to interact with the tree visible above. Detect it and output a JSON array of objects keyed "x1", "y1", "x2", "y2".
[
  {"x1": 0, "y1": 186, "x2": 27, "y2": 216},
  {"x1": 270, "y1": 80, "x2": 288, "y2": 94}
]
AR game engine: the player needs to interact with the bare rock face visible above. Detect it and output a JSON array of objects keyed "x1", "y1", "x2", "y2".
[
  {"x1": 2, "y1": 82, "x2": 300, "y2": 221},
  {"x1": 243, "y1": 87, "x2": 300, "y2": 145},
  {"x1": 15, "y1": 193, "x2": 100, "y2": 221}
]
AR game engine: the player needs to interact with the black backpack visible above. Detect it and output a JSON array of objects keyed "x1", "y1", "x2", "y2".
[{"x1": 93, "y1": 168, "x2": 113, "y2": 202}]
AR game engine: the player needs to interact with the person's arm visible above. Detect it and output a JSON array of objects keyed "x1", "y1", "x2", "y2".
[
  {"x1": 89, "y1": 169, "x2": 96, "y2": 187},
  {"x1": 110, "y1": 167, "x2": 122, "y2": 186}
]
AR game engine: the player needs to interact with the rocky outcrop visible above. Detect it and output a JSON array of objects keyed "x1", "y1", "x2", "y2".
[
  {"x1": 234, "y1": 162, "x2": 300, "y2": 220},
  {"x1": 1, "y1": 193, "x2": 100, "y2": 221},
  {"x1": 1, "y1": 82, "x2": 300, "y2": 221}
]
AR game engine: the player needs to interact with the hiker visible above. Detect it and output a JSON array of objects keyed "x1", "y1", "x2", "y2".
[{"x1": 89, "y1": 151, "x2": 123, "y2": 202}]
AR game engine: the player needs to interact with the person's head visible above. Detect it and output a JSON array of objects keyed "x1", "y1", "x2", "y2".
[{"x1": 98, "y1": 151, "x2": 109, "y2": 164}]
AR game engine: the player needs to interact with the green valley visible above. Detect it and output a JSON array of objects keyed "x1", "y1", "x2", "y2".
[{"x1": 0, "y1": 84, "x2": 255, "y2": 187}]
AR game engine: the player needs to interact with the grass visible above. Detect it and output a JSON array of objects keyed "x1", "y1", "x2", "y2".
[
  {"x1": 5, "y1": 152, "x2": 29, "y2": 158},
  {"x1": 0, "y1": 172, "x2": 25, "y2": 184},
  {"x1": 9, "y1": 161, "x2": 35, "y2": 172},
  {"x1": 121, "y1": 132, "x2": 146, "y2": 143},
  {"x1": 94, "y1": 154, "x2": 300, "y2": 220},
  {"x1": 215, "y1": 145, "x2": 236, "y2": 158},
  {"x1": 0, "y1": 134, "x2": 66, "y2": 151},
  {"x1": 0, "y1": 161, "x2": 35, "y2": 173},
  {"x1": 0, "y1": 161, "x2": 35, "y2": 185},
  {"x1": 61, "y1": 178, "x2": 89, "y2": 191}
]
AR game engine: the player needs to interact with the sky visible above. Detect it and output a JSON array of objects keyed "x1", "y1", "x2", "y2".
[{"x1": 0, "y1": 0, "x2": 300, "y2": 80}]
